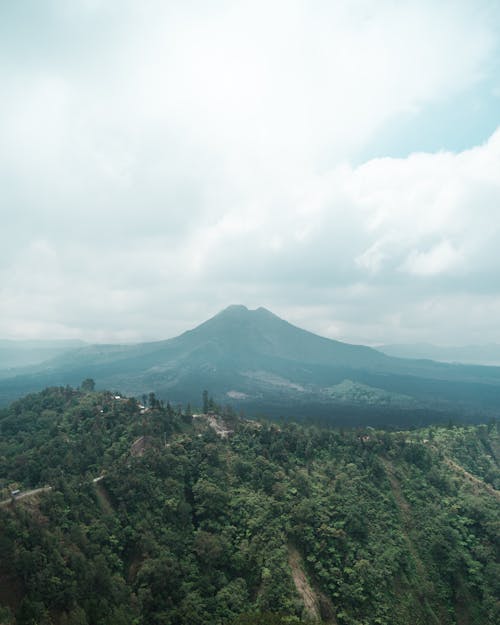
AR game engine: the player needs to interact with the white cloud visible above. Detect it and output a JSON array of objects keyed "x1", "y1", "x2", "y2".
[
  {"x1": 3, "y1": 126, "x2": 500, "y2": 344},
  {"x1": 401, "y1": 240, "x2": 462, "y2": 276},
  {"x1": 1, "y1": 1, "x2": 500, "y2": 344}
]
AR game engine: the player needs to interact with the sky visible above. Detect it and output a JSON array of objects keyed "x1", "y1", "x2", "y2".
[{"x1": 1, "y1": 0, "x2": 500, "y2": 346}]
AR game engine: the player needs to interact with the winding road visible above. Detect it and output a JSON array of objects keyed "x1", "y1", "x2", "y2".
[{"x1": 0, "y1": 486, "x2": 52, "y2": 507}]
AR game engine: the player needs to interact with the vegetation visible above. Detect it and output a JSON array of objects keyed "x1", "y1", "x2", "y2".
[{"x1": 0, "y1": 385, "x2": 498, "y2": 625}]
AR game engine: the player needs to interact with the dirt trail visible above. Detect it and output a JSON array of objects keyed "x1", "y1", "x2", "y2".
[
  {"x1": 382, "y1": 458, "x2": 443, "y2": 625},
  {"x1": 288, "y1": 546, "x2": 321, "y2": 620},
  {"x1": 381, "y1": 460, "x2": 427, "y2": 580},
  {"x1": 288, "y1": 545, "x2": 337, "y2": 624},
  {"x1": 444, "y1": 457, "x2": 500, "y2": 501}
]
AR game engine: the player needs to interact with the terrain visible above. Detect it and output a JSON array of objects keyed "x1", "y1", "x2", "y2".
[
  {"x1": 0, "y1": 386, "x2": 499, "y2": 625},
  {"x1": 1, "y1": 306, "x2": 500, "y2": 425}
]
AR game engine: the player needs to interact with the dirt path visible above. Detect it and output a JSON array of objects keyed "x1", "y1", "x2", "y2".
[
  {"x1": 288, "y1": 546, "x2": 321, "y2": 620},
  {"x1": 381, "y1": 460, "x2": 429, "y2": 580},
  {"x1": 444, "y1": 457, "x2": 500, "y2": 501},
  {"x1": 288, "y1": 545, "x2": 337, "y2": 624},
  {"x1": 382, "y1": 458, "x2": 442, "y2": 625}
]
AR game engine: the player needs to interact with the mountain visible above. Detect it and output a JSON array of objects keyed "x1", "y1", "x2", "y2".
[
  {"x1": 0, "y1": 386, "x2": 499, "y2": 625},
  {"x1": 0, "y1": 339, "x2": 87, "y2": 370},
  {"x1": 378, "y1": 342, "x2": 500, "y2": 366},
  {"x1": 1, "y1": 305, "x2": 500, "y2": 424}
]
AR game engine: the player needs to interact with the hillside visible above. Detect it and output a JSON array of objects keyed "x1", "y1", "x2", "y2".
[
  {"x1": 0, "y1": 386, "x2": 499, "y2": 625},
  {"x1": 1, "y1": 306, "x2": 500, "y2": 424}
]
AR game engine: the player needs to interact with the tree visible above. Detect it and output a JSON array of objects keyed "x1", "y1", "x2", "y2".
[
  {"x1": 81, "y1": 378, "x2": 95, "y2": 392},
  {"x1": 148, "y1": 392, "x2": 158, "y2": 409}
]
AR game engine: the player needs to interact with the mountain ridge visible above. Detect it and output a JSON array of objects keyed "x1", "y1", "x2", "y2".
[
  {"x1": 1, "y1": 305, "x2": 500, "y2": 423},
  {"x1": 379, "y1": 341, "x2": 500, "y2": 366}
]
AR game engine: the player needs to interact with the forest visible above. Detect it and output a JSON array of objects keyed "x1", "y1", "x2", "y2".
[{"x1": 0, "y1": 385, "x2": 498, "y2": 625}]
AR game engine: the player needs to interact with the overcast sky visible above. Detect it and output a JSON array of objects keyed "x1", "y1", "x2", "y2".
[{"x1": 1, "y1": 0, "x2": 500, "y2": 346}]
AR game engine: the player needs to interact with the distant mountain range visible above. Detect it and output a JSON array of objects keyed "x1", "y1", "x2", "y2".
[
  {"x1": 1, "y1": 305, "x2": 500, "y2": 425},
  {"x1": 378, "y1": 342, "x2": 500, "y2": 366},
  {"x1": 0, "y1": 339, "x2": 87, "y2": 369}
]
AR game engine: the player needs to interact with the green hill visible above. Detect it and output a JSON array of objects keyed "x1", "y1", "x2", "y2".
[{"x1": 0, "y1": 386, "x2": 498, "y2": 625}]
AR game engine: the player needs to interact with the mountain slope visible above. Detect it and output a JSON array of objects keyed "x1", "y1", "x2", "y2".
[
  {"x1": 0, "y1": 387, "x2": 499, "y2": 625},
  {"x1": 1, "y1": 306, "x2": 500, "y2": 423}
]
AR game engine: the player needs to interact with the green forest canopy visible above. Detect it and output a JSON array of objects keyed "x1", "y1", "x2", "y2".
[{"x1": 0, "y1": 385, "x2": 498, "y2": 625}]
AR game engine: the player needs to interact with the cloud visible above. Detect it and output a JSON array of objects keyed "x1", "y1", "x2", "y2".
[
  {"x1": 2, "y1": 126, "x2": 499, "y2": 345},
  {"x1": 0, "y1": 1, "x2": 500, "y2": 344},
  {"x1": 400, "y1": 241, "x2": 461, "y2": 276}
]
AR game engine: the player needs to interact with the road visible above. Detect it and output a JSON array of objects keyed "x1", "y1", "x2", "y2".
[
  {"x1": 0, "y1": 486, "x2": 53, "y2": 507},
  {"x1": 0, "y1": 475, "x2": 106, "y2": 507}
]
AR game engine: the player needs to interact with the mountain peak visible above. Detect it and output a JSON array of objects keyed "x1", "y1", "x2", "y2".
[
  {"x1": 216, "y1": 304, "x2": 278, "y2": 318},
  {"x1": 219, "y1": 304, "x2": 250, "y2": 315}
]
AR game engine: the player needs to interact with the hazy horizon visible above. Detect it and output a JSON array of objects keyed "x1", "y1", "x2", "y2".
[
  {"x1": 3, "y1": 304, "x2": 500, "y2": 353},
  {"x1": 2, "y1": 1, "x2": 500, "y2": 346}
]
